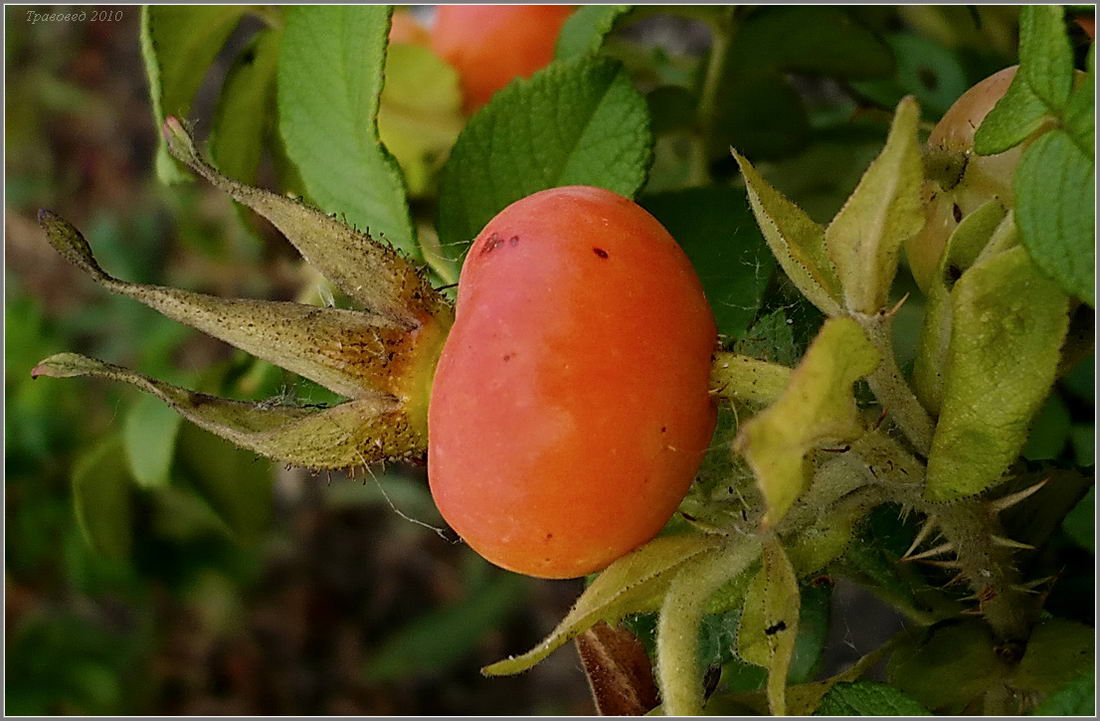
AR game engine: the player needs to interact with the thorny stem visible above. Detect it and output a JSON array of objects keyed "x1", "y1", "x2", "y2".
[
  {"x1": 857, "y1": 312, "x2": 935, "y2": 456},
  {"x1": 852, "y1": 430, "x2": 1032, "y2": 642}
]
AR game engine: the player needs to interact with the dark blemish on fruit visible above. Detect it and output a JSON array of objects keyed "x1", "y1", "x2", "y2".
[
  {"x1": 952, "y1": 203, "x2": 963, "y2": 222},
  {"x1": 545, "y1": 533, "x2": 553, "y2": 540},
  {"x1": 661, "y1": 426, "x2": 667, "y2": 433},
  {"x1": 509, "y1": 235, "x2": 520, "y2": 247},
  {"x1": 593, "y1": 247, "x2": 609, "y2": 258},
  {"x1": 764, "y1": 621, "x2": 787, "y2": 636},
  {"x1": 481, "y1": 232, "x2": 506, "y2": 255},
  {"x1": 502, "y1": 353, "x2": 514, "y2": 362}
]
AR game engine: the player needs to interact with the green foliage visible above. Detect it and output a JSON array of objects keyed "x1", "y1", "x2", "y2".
[
  {"x1": 1014, "y1": 619, "x2": 1096, "y2": 696},
  {"x1": 886, "y1": 621, "x2": 1010, "y2": 714},
  {"x1": 123, "y1": 394, "x2": 182, "y2": 489},
  {"x1": 211, "y1": 28, "x2": 283, "y2": 186},
  {"x1": 1015, "y1": 131, "x2": 1095, "y2": 306},
  {"x1": 1017, "y1": 6, "x2": 1075, "y2": 109},
  {"x1": 913, "y1": 201, "x2": 1009, "y2": 413},
  {"x1": 483, "y1": 534, "x2": 726, "y2": 676},
  {"x1": 973, "y1": 6, "x2": 1095, "y2": 306},
  {"x1": 555, "y1": 5, "x2": 631, "y2": 59},
  {"x1": 733, "y1": 151, "x2": 840, "y2": 316},
  {"x1": 175, "y1": 422, "x2": 273, "y2": 545},
  {"x1": 140, "y1": 5, "x2": 249, "y2": 183},
  {"x1": 728, "y1": 7, "x2": 894, "y2": 80},
  {"x1": 825, "y1": 96, "x2": 922, "y2": 314},
  {"x1": 71, "y1": 436, "x2": 134, "y2": 560},
  {"x1": 926, "y1": 247, "x2": 1069, "y2": 501},
  {"x1": 1062, "y1": 487, "x2": 1095, "y2": 552},
  {"x1": 850, "y1": 34, "x2": 967, "y2": 117},
  {"x1": 736, "y1": 318, "x2": 879, "y2": 524},
  {"x1": 278, "y1": 6, "x2": 418, "y2": 257},
  {"x1": 815, "y1": 681, "x2": 931, "y2": 716},
  {"x1": 377, "y1": 43, "x2": 464, "y2": 197},
  {"x1": 1033, "y1": 674, "x2": 1095, "y2": 716},
  {"x1": 365, "y1": 571, "x2": 528, "y2": 681},
  {"x1": 437, "y1": 55, "x2": 652, "y2": 261},
  {"x1": 642, "y1": 186, "x2": 774, "y2": 339}
]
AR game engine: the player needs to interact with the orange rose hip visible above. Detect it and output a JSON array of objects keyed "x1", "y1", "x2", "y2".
[{"x1": 428, "y1": 186, "x2": 718, "y2": 578}]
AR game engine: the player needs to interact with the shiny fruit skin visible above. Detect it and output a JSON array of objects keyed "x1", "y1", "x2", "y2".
[
  {"x1": 428, "y1": 186, "x2": 718, "y2": 579},
  {"x1": 431, "y1": 5, "x2": 574, "y2": 112},
  {"x1": 907, "y1": 67, "x2": 1024, "y2": 291}
]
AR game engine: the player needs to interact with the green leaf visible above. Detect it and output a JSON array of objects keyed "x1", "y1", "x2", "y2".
[
  {"x1": 1063, "y1": 487, "x2": 1095, "y2": 552},
  {"x1": 377, "y1": 43, "x2": 464, "y2": 197},
  {"x1": 815, "y1": 681, "x2": 931, "y2": 716},
  {"x1": 788, "y1": 583, "x2": 831, "y2": 684},
  {"x1": 277, "y1": 6, "x2": 417, "y2": 257},
  {"x1": 71, "y1": 436, "x2": 133, "y2": 560},
  {"x1": 555, "y1": 5, "x2": 631, "y2": 59},
  {"x1": 1018, "y1": 5, "x2": 1074, "y2": 111},
  {"x1": 727, "y1": 7, "x2": 894, "y2": 80},
  {"x1": 176, "y1": 421, "x2": 273, "y2": 544},
  {"x1": 1071, "y1": 425, "x2": 1095, "y2": 467},
  {"x1": 656, "y1": 539, "x2": 763, "y2": 716},
  {"x1": 783, "y1": 462, "x2": 878, "y2": 576},
  {"x1": 736, "y1": 539, "x2": 800, "y2": 716},
  {"x1": 123, "y1": 394, "x2": 182, "y2": 489},
  {"x1": 974, "y1": 72, "x2": 1051, "y2": 156},
  {"x1": 711, "y1": 71, "x2": 810, "y2": 160},
  {"x1": 437, "y1": 55, "x2": 652, "y2": 261},
  {"x1": 1033, "y1": 673, "x2": 1095, "y2": 716},
  {"x1": 642, "y1": 187, "x2": 775, "y2": 339},
  {"x1": 886, "y1": 621, "x2": 1010, "y2": 714},
  {"x1": 483, "y1": 533, "x2": 726, "y2": 676},
  {"x1": 825, "y1": 97, "x2": 923, "y2": 314},
  {"x1": 735, "y1": 308, "x2": 799, "y2": 367},
  {"x1": 1021, "y1": 393, "x2": 1071, "y2": 460},
  {"x1": 850, "y1": 34, "x2": 967, "y2": 118},
  {"x1": 1015, "y1": 130, "x2": 1095, "y2": 306},
  {"x1": 926, "y1": 247, "x2": 1069, "y2": 501},
  {"x1": 1063, "y1": 44, "x2": 1095, "y2": 156},
  {"x1": 1014, "y1": 619, "x2": 1095, "y2": 696},
  {"x1": 732, "y1": 152, "x2": 841, "y2": 316},
  {"x1": 140, "y1": 5, "x2": 248, "y2": 183},
  {"x1": 366, "y1": 572, "x2": 527, "y2": 681},
  {"x1": 735, "y1": 318, "x2": 879, "y2": 524},
  {"x1": 914, "y1": 201, "x2": 1010, "y2": 413},
  {"x1": 210, "y1": 28, "x2": 282, "y2": 187}
]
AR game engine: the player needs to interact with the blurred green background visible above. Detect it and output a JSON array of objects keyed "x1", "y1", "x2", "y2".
[{"x1": 5, "y1": 5, "x2": 1094, "y2": 716}]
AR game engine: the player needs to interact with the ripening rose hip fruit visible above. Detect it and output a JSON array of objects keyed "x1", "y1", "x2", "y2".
[
  {"x1": 906, "y1": 67, "x2": 1024, "y2": 291},
  {"x1": 431, "y1": 5, "x2": 574, "y2": 112},
  {"x1": 428, "y1": 187, "x2": 717, "y2": 579}
]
